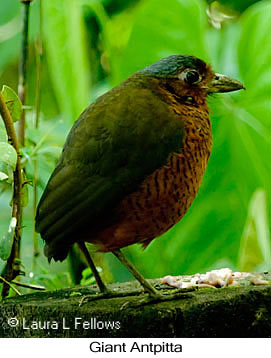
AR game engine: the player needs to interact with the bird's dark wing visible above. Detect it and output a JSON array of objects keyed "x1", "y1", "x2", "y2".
[{"x1": 35, "y1": 77, "x2": 184, "y2": 260}]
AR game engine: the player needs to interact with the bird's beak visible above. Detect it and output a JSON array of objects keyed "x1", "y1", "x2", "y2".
[{"x1": 207, "y1": 73, "x2": 245, "y2": 93}]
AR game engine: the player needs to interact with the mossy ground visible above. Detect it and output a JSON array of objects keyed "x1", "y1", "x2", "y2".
[{"x1": 1, "y1": 275, "x2": 271, "y2": 337}]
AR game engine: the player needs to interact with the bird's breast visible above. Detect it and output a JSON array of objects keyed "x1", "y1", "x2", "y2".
[{"x1": 91, "y1": 104, "x2": 212, "y2": 252}]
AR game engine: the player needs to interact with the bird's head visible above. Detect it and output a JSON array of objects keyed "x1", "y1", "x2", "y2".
[{"x1": 139, "y1": 55, "x2": 245, "y2": 105}]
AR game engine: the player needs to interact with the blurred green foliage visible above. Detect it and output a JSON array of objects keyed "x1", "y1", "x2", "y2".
[{"x1": 0, "y1": 0, "x2": 271, "y2": 293}]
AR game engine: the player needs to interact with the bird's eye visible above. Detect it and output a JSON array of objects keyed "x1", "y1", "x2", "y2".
[{"x1": 184, "y1": 70, "x2": 201, "y2": 85}]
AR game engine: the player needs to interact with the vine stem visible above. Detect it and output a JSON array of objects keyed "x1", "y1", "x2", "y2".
[
  {"x1": 33, "y1": 0, "x2": 43, "y2": 266},
  {"x1": 18, "y1": 0, "x2": 32, "y2": 146},
  {"x1": 0, "y1": 0, "x2": 34, "y2": 297},
  {"x1": 0, "y1": 92, "x2": 23, "y2": 298}
]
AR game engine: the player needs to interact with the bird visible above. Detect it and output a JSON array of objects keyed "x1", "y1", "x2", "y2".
[{"x1": 35, "y1": 55, "x2": 244, "y2": 301}]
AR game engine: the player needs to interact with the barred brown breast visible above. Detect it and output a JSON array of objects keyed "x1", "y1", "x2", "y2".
[{"x1": 89, "y1": 100, "x2": 212, "y2": 252}]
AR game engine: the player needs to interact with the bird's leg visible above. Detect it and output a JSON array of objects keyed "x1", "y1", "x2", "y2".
[
  {"x1": 112, "y1": 249, "x2": 194, "y2": 306},
  {"x1": 113, "y1": 249, "x2": 161, "y2": 298},
  {"x1": 77, "y1": 242, "x2": 109, "y2": 294},
  {"x1": 77, "y1": 244, "x2": 191, "y2": 306},
  {"x1": 77, "y1": 243, "x2": 145, "y2": 306}
]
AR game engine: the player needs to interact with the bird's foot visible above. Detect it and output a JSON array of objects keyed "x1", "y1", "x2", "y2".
[
  {"x1": 78, "y1": 283, "x2": 195, "y2": 308},
  {"x1": 143, "y1": 290, "x2": 194, "y2": 304},
  {"x1": 78, "y1": 288, "x2": 142, "y2": 307},
  {"x1": 119, "y1": 288, "x2": 195, "y2": 309}
]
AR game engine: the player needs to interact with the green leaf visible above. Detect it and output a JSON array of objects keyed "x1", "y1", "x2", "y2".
[
  {"x1": 70, "y1": 291, "x2": 82, "y2": 297},
  {"x1": 238, "y1": 1, "x2": 271, "y2": 94},
  {"x1": 0, "y1": 126, "x2": 7, "y2": 143},
  {"x1": 238, "y1": 189, "x2": 271, "y2": 272},
  {"x1": 0, "y1": 217, "x2": 16, "y2": 261},
  {"x1": 0, "y1": 171, "x2": 8, "y2": 181},
  {"x1": 32, "y1": 271, "x2": 73, "y2": 290},
  {"x1": 80, "y1": 266, "x2": 101, "y2": 286},
  {"x1": 0, "y1": 258, "x2": 5, "y2": 273},
  {"x1": 115, "y1": 0, "x2": 208, "y2": 84},
  {"x1": 1, "y1": 85, "x2": 22, "y2": 122},
  {"x1": 0, "y1": 142, "x2": 17, "y2": 170},
  {"x1": 21, "y1": 172, "x2": 29, "y2": 207},
  {"x1": 0, "y1": 162, "x2": 12, "y2": 194},
  {"x1": 42, "y1": 0, "x2": 91, "y2": 121},
  {"x1": 37, "y1": 146, "x2": 62, "y2": 156}
]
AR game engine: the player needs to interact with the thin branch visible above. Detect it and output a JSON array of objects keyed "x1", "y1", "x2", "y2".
[
  {"x1": 0, "y1": 92, "x2": 23, "y2": 298},
  {"x1": 11, "y1": 280, "x2": 46, "y2": 291},
  {"x1": 0, "y1": 276, "x2": 22, "y2": 296}
]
